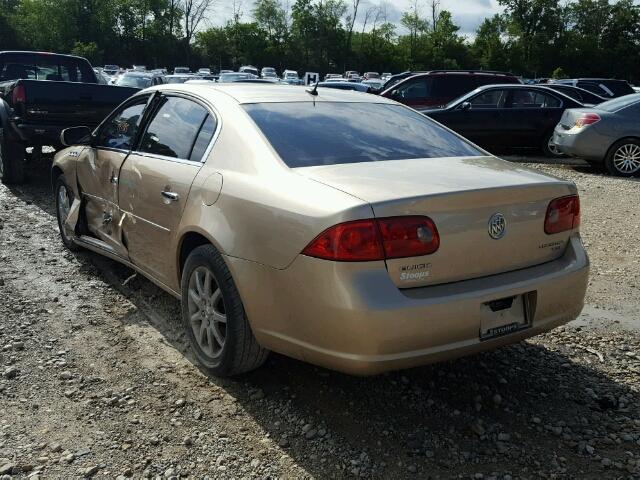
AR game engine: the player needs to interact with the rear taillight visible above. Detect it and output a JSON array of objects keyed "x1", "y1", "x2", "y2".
[
  {"x1": 377, "y1": 216, "x2": 440, "y2": 258},
  {"x1": 574, "y1": 113, "x2": 600, "y2": 128},
  {"x1": 544, "y1": 195, "x2": 580, "y2": 234},
  {"x1": 302, "y1": 216, "x2": 440, "y2": 262},
  {"x1": 11, "y1": 85, "x2": 26, "y2": 105}
]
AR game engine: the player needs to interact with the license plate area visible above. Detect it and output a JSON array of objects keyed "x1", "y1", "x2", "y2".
[{"x1": 480, "y1": 292, "x2": 534, "y2": 340}]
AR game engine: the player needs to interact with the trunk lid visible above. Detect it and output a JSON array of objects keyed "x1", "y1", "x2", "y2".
[{"x1": 298, "y1": 156, "x2": 578, "y2": 288}]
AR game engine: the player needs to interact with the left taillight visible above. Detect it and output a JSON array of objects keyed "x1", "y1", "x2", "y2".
[
  {"x1": 544, "y1": 195, "x2": 580, "y2": 234},
  {"x1": 11, "y1": 85, "x2": 26, "y2": 105},
  {"x1": 302, "y1": 216, "x2": 440, "y2": 262}
]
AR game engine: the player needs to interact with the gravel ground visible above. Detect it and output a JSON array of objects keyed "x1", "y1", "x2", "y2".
[{"x1": 0, "y1": 157, "x2": 639, "y2": 479}]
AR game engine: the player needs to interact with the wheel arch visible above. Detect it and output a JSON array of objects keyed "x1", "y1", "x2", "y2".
[
  {"x1": 177, "y1": 229, "x2": 226, "y2": 283},
  {"x1": 605, "y1": 136, "x2": 640, "y2": 159}
]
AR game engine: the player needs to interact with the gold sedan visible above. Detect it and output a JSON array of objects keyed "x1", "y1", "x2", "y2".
[{"x1": 52, "y1": 84, "x2": 589, "y2": 376}]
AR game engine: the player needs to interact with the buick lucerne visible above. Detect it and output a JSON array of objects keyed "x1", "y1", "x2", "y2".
[{"x1": 52, "y1": 84, "x2": 589, "y2": 376}]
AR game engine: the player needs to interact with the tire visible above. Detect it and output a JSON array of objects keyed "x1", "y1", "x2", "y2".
[
  {"x1": 54, "y1": 175, "x2": 81, "y2": 251},
  {"x1": 0, "y1": 128, "x2": 25, "y2": 185},
  {"x1": 604, "y1": 139, "x2": 640, "y2": 177},
  {"x1": 181, "y1": 245, "x2": 268, "y2": 376},
  {"x1": 541, "y1": 131, "x2": 566, "y2": 158}
]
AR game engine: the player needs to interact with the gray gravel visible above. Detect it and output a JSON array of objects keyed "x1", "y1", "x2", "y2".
[{"x1": 0, "y1": 158, "x2": 639, "y2": 479}]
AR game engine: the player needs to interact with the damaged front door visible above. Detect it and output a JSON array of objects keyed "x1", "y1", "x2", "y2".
[{"x1": 76, "y1": 96, "x2": 150, "y2": 256}]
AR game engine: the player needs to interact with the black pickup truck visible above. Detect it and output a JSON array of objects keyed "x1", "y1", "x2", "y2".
[{"x1": 0, "y1": 51, "x2": 139, "y2": 184}]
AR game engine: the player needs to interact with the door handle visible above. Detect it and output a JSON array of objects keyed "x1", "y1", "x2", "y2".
[{"x1": 161, "y1": 191, "x2": 179, "y2": 202}]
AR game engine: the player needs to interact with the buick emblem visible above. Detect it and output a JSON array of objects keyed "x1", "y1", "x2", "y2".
[{"x1": 488, "y1": 213, "x2": 506, "y2": 239}]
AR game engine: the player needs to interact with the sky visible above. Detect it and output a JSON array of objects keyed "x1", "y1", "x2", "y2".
[{"x1": 206, "y1": 0, "x2": 504, "y2": 37}]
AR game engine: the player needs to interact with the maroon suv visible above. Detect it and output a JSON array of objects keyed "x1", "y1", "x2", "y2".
[{"x1": 380, "y1": 70, "x2": 521, "y2": 110}]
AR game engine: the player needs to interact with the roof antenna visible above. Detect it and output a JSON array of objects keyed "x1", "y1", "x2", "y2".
[{"x1": 306, "y1": 81, "x2": 319, "y2": 96}]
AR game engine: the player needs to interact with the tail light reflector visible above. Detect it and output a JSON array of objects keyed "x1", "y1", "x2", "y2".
[
  {"x1": 12, "y1": 85, "x2": 26, "y2": 105},
  {"x1": 302, "y1": 216, "x2": 440, "y2": 262},
  {"x1": 575, "y1": 113, "x2": 600, "y2": 128},
  {"x1": 545, "y1": 195, "x2": 580, "y2": 234}
]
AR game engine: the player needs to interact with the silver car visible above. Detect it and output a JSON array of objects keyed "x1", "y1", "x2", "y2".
[{"x1": 552, "y1": 93, "x2": 640, "y2": 176}]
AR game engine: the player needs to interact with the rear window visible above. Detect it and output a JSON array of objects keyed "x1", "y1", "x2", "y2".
[
  {"x1": 244, "y1": 102, "x2": 482, "y2": 167},
  {"x1": 432, "y1": 75, "x2": 478, "y2": 98},
  {"x1": 0, "y1": 53, "x2": 96, "y2": 83},
  {"x1": 598, "y1": 94, "x2": 640, "y2": 112},
  {"x1": 116, "y1": 75, "x2": 152, "y2": 88}
]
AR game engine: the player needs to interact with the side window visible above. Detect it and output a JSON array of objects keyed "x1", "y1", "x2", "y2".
[
  {"x1": 510, "y1": 90, "x2": 561, "y2": 108},
  {"x1": 469, "y1": 89, "x2": 507, "y2": 109},
  {"x1": 577, "y1": 82, "x2": 608, "y2": 96},
  {"x1": 433, "y1": 75, "x2": 477, "y2": 98},
  {"x1": 190, "y1": 115, "x2": 217, "y2": 162},
  {"x1": 395, "y1": 78, "x2": 428, "y2": 99},
  {"x1": 139, "y1": 96, "x2": 209, "y2": 159},
  {"x1": 96, "y1": 98, "x2": 148, "y2": 150}
]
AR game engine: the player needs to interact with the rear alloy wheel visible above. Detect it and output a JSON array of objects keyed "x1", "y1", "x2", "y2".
[
  {"x1": 0, "y1": 128, "x2": 26, "y2": 185},
  {"x1": 181, "y1": 245, "x2": 268, "y2": 376},
  {"x1": 605, "y1": 140, "x2": 640, "y2": 177},
  {"x1": 54, "y1": 175, "x2": 81, "y2": 251},
  {"x1": 542, "y1": 132, "x2": 566, "y2": 158}
]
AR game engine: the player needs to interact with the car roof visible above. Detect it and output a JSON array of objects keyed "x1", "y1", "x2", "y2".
[{"x1": 150, "y1": 83, "x2": 395, "y2": 104}]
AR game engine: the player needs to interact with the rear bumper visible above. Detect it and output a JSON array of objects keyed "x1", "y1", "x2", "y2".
[
  {"x1": 552, "y1": 125, "x2": 609, "y2": 162},
  {"x1": 228, "y1": 234, "x2": 589, "y2": 375},
  {"x1": 13, "y1": 122, "x2": 67, "y2": 146}
]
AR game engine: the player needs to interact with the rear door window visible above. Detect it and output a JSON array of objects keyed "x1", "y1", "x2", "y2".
[
  {"x1": 244, "y1": 102, "x2": 482, "y2": 167},
  {"x1": 509, "y1": 90, "x2": 561, "y2": 108},
  {"x1": 189, "y1": 115, "x2": 217, "y2": 162},
  {"x1": 468, "y1": 89, "x2": 508, "y2": 109},
  {"x1": 139, "y1": 96, "x2": 209, "y2": 160}
]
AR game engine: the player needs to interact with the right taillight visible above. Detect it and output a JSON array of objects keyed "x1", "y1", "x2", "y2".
[
  {"x1": 545, "y1": 195, "x2": 580, "y2": 234},
  {"x1": 574, "y1": 113, "x2": 600, "y2": 128},
  {"x1": 302, "y1": 216, "x2": 440, "y2": 262}
]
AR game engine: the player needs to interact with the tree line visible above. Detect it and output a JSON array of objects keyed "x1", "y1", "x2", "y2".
[{"x1": 1, "y1": 0, "x2": 639, "y2": 82}]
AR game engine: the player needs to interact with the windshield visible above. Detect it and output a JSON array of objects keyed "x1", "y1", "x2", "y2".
[
  {"x1": 116, "y1": 75, "x2": 152, "y2": 88},
  {"x1": 244, "y1": 102, "x2": 482, "y2": 167},
  {"x1": 598, "y1": 93, "x2": 640, "y2": 112},
  {"x1": 0, "y1": 53, "x2": 96, "y2": 83}
]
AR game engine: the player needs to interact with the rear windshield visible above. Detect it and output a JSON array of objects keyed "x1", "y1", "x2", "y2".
[
  {"x1": 116, "y1": 75, "x2": 152, "y2": 88},
  {"x1": 244, "y1": 102, "x2": 482, "y2": 167},
  {"x1": 0, "y1": 53, "x2": 96, "y2": 83},
  {"x1": 599, "y1": 80, "x2": 634, "y2": 96},
  {"x1": 598, "y1": 93, "x2": 640, "y2": 112}
]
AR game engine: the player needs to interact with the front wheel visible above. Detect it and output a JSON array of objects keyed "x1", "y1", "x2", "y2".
[
  {"x1": 0, "y1": 128, "x2": 25, "y2": 185},
  {"x1": 605, "y1": 139, "x2": 640, "y2": 177},
  {"x1": 54, "y1": 175, "x2": 81, "y2": 251},
  {"x1": 181, "y1": 245, "x2": 268, "y2": 376}
]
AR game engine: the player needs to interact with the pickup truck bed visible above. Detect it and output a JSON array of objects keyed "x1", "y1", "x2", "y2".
[
  {"x1": 8, "y1": 79, "x2": 138, "y2": 146},
  {"x1": 0, "y1": 50, "x2": 140, "y2": 184}
]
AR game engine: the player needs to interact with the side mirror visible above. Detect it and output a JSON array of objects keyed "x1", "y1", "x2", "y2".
[
  {"x1": 459, "y1": 101, "x2": 471, "y2": 111},
  {"x1": 61, "y1": 126, "x2": 92, "y2": 147}
]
